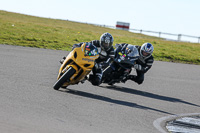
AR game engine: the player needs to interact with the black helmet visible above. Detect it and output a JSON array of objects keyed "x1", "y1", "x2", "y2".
[{"x1": 100, "y1": 32, "x2": 113, "y2": 51}]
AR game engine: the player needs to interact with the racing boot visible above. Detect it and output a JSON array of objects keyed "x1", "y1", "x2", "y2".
[
  {"x1": 121, "y1": 75, "x2": 137, "y2": 83},
  {"x1": 128, "y1": 75, "x2": 143, "y2": 85},
  {"x1": 89, "y1": 74, "x2": 102, "y2": 86}
]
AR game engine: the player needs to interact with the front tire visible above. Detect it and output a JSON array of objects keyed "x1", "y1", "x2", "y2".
[{"x1": 53, "y1": 67, "x2": 76, "y2": 90}]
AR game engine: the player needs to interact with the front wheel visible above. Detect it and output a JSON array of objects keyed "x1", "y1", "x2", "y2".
[{"x1": 53, "y1": 67, "x2": 76, "y2": 90}]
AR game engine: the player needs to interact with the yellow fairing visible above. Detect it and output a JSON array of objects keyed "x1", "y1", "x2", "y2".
[{"x1": 57, "y1": 43, "x2": 99, "y2": 87}]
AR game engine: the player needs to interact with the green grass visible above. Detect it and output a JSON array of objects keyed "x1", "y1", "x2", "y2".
[{"x1": 0, "y1": 10, "x2": 200, "y2": 64}]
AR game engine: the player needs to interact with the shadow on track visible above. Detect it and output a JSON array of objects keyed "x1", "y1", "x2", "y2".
[
  {"x1": 59, "y1": 88, "x2": 173, "y2": 115},
  {"x1": 99, "y1": 85, "x2": 200, "y2": 108}
]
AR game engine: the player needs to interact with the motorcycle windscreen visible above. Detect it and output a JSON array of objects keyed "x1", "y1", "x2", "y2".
[
  {"x1": 116, "y1": 45, "x2": 139, "y2": 67},
  {"x1": 84, "y1": 42, "x2": 99, "y2": 56},
  {"x1": 125, "y1": 45, "x2": 139, "y2": 58}
]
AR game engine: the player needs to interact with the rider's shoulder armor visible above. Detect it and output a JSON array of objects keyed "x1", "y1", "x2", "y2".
[
  {"x1": 146, "y1": 56, "x2": 154, "y2": 66},
  {"x1": 137, "y1": 55, "x2": 154, "y2": 66},
  {"x1": 90, "y1": 40, "x2": 100, "y2": 47},
  {"x1": 99, "y1": 46, "x2": 114, "y2": 57}
]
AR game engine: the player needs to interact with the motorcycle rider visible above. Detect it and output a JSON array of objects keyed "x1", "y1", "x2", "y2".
[
  {"x1": 118, "y1": 42, "x2": 154, "y2": 84},
  {"x1": 60, "y1": 32, "x2": 114, "y2": 86}
]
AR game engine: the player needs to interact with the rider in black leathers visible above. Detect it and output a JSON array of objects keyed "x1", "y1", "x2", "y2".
[
  {"x1": 60, "y1": 32, "x2": 114, "y2": 86},
  {"x1": 117, "y1": 42, "x2": 154, "y2": 84}
]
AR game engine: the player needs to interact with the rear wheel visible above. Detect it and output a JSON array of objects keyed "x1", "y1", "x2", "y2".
[
  {"x1": 53, "y1": 67, "x2": 76, "y2": 90},
  {"x1": 102, "y1": 66, "x2": 113, "y2": 83}
]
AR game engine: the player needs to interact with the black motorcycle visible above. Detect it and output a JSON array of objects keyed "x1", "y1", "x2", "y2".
[{"x1": 101, "y1": 44, "x2": 139, "y2": 85}]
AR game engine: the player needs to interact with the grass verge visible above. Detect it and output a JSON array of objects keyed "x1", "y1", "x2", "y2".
[{"x1": 0, "y1": 10, "x2": 200, "y2": 64}]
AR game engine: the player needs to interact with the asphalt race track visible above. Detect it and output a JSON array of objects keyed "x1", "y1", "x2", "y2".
[{"x1": 0, "y1": 44, "x2": 200, "y2": 133}]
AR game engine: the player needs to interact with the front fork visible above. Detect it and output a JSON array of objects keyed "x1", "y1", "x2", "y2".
[{"x1": 58, "y1": 64, "x2": 79, "y2": 80}]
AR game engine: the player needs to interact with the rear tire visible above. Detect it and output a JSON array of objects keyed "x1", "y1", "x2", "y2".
[
  {"x1": 53, "y1": 67, "x2": 76, "y2": 90},
  {"x1": 102, "y1": 66, "x2": 113, "y2": 83},
  {"x1": 102, "y1": 66, "x2": 113, "y2": 78}
]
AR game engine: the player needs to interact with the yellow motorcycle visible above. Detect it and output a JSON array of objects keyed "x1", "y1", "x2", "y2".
[{"x1": 53, "y1": 42, "x2": 99, "y2": 90}]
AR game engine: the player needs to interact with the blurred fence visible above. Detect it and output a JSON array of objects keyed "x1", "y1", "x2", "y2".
[
  {"x1": 88, "y1": 23, "x2": 200, "y2": 43},
  {"x1": 129, "y1": 28, "x2": 200, "y2": 43}
]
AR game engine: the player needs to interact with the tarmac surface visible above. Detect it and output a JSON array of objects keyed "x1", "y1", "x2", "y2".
[{"x1": 0, "y1": 44, "x2": 200, "y2": 133}]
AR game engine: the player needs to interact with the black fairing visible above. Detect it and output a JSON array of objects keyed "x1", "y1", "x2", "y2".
[{"x1": 102, "y1": 44, "x2": 139, "y2": 84}]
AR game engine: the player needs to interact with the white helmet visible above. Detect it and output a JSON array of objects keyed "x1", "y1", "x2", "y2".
[{"x1": 140, "y1": 43, "x2": 154, "y2": 58}]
